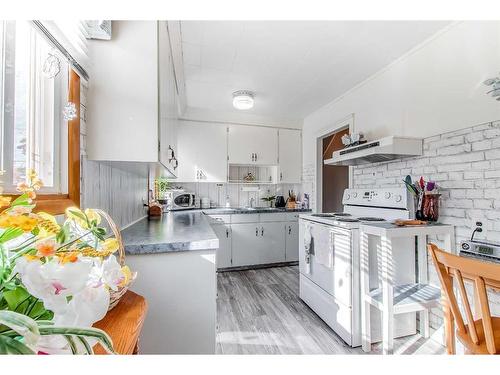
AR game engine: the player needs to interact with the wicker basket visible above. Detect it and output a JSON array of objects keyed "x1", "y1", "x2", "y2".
[{"x1": 94, "y1": 209, "x2": 137, "y2": 311}]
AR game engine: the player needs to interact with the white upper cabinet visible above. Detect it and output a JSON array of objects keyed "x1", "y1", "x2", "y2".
[
  {"x1": 158, "y1": 21, "x2": 178, "y2": 176},
  {"x1": 176, "y1": 122, "x2": 227, "y2": 182},
  {"x1": 278, "y1": 129, "x2": 302, "y2": 183},
  {"x1": 227, "y1": 125, "x2": 278, "y2": 165},
  {"x1": 87, "y1": 21, "x2": 178, "y2": 177}
]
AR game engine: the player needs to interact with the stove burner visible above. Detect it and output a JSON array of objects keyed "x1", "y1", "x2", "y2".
[
  {"x1": 358, "y1": 217, "x2": 386, "y2": 222},
  {"x1": 311, "y1": 213, "x2": 337, "y2": 218},
  {"x1": 332, "y1": 212, "x2": 352, "y2": 217},
  {"x1": 336, "y1": 218, "x2": 359, "y2": 222}
]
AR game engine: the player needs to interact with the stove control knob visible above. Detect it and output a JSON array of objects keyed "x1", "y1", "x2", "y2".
[
  {"x1": 395, "y1": 194, "x2": 402, "y2": 202},
  {"x1": 352, "y1": 192, "x2": 358, "y2": 198},
  {"x1": 345, "y1": 193, "x2": 350, "y2": 200},
  {"x1": 384, "y1": 192, "x2": 391, "y2": 199}
]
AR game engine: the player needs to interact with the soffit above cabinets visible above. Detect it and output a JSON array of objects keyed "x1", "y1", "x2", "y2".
[{"x1": 179, "y1": 20, "x2": 451, "y2": 123}]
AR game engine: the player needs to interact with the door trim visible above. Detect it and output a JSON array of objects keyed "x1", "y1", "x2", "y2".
[{"x1": 315, "y1": 113, "x2": 354, "y2": 213}]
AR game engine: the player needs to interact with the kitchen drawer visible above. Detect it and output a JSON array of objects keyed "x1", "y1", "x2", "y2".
[
  {"x1": 206, "y1": 214, "x2": 230, "y2": 224},
  {"x1": 284, "y1": 212, "x2": 301, "y2": 222},
  {"x1": 231, "y1": 214, "x2": 259, "y2": 223},
  {"x1": 259, "y1": 213, "x2": 288, "y2": 222}
]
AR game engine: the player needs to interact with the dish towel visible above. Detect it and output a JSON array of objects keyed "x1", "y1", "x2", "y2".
[
  {"x1": 315, "y1": 231, "x2": 334, "y2": 270},
  {"x1": 303, "y1": 223, "x2": 314, "y2": 274}
]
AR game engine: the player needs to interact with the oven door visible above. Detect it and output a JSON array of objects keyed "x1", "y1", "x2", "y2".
[
  {"x1": 299, "y1": 219, "x2": 352, "y2": 307},
  {"x1": 173, "y1": 193, "x2": 193, "y2": 208}
]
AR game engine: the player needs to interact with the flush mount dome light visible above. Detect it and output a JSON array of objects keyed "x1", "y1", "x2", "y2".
[{"x1": 232, "y1": 90, "x2": 254, "y2": 110}]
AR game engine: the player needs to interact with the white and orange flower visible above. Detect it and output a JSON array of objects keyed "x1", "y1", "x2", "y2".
[{"x1": 35, "y1": 239, "x2": 57, "y2": 257}]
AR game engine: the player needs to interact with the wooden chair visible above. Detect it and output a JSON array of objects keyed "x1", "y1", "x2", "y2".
[{"x1": 428, "y1": 243, "x2": 500, "y2": 354}]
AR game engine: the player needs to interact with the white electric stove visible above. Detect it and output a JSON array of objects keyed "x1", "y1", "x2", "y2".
[{"x1": 299, "y1": 188, "x2": 417, "y2": 347}]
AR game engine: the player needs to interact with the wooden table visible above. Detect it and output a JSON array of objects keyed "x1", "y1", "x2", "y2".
[
  {"x1": 93, "y1": 290, "x2": 148, "y2": 354},
  {"x1": 359, "y1": 222, "x2": 455, "y2": 354}
]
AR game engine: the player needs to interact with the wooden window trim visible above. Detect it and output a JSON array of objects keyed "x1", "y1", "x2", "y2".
[{"x1": 5, "y1": 69, "x2": 81, "y2": 215}]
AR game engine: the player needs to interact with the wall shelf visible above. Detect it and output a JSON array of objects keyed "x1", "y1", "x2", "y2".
[
  {"x1": 228, "y1": 164, "x2": 278, "y2": 185},
  {"x1": 227, "y1": 180, "x2": 275, "y2": 185}
]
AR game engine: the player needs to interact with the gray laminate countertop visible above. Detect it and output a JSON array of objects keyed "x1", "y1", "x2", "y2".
[
  {"x1": 122, "y1": 211, "x2": 219, "y2": 255},
  {"x1": 202, "y1": 207, "x2": 312, "y2": 215}
]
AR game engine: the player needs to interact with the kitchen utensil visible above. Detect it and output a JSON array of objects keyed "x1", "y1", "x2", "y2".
[
  {"x1": 419, "y1": 176, "x2": 425, "y2": 189},
  {"x1": 394, "y1": 219, "x2": 428, "y2": 226},
  {"x1": 402, "y1": 175, "x2": 418, "y2": 196},
  {"x1": 275, "y1": 195, "x2": 287, "y2": 208}
]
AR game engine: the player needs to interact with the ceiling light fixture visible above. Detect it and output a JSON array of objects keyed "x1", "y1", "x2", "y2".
[{"x1": 232, "y1": 90, "x2": 254, "y2": 110}]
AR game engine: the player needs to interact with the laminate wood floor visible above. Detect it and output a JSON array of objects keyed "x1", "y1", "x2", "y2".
[{"x1": 216, "y1": 266, "x2": 446, "y2": 355}]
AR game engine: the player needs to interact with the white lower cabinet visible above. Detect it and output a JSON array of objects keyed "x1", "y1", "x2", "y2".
[
  {"x1": 207, "y1": 213, "x2": 302, "y2": 269},
  {"x1": 231, "y1": 223, "x2": 262, "y2": 267},
  {"x1": 285, "y1": 222, "x2": 299, "y2": 261},
  {"x1": 211, "y1": 223, "x2": 232, "y2": 268},
  {"x1": 260, "y1": 222, "x2": 286, "y2": 264}
]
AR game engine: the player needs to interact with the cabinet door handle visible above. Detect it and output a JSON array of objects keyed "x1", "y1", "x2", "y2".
[
  {"x1": 226, "y1": 228, "x2": 229, "y2": 238},
  {"x1": 288, "y1": 226, "x2": 291, "y2": 235},
  {"x1": 261, "y1": 227, "x2": 264, "y2": 236},
  {"x1": 256, "y1": 227, "x2": 259, "y2": 236},
  {"x1": 255, "y1": 153, "x2": 258, "y2": 162},
  {"x1": 280, "y1": 172, "x2": 283, "y2": 181}
]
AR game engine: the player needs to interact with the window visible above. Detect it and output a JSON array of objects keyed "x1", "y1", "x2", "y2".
[{"x1": 0, "y1": 21, "x2": 80, "y2": 214}]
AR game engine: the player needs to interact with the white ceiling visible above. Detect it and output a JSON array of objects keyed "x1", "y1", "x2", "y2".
[{"x1": 180, "y1": 21, "x2": 450, "y2": 124}]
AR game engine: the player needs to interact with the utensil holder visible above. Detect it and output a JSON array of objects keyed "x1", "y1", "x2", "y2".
[{"x1": 422, "y1": 193, "x2": 441, "y2": 222}]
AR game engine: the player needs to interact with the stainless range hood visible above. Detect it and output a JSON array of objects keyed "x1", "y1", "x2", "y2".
[{"x1": 324, "y1": 136, "x2": 423, "y2": 166}]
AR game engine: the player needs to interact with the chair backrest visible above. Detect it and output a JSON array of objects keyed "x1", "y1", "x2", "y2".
[{"x1": 428, "y1": 243, "x2": 500, "y2": 354}]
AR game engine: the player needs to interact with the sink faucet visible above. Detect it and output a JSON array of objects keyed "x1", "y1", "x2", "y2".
[{"x1": 249, "y1": 197, "x2": 255, "y2": 208}]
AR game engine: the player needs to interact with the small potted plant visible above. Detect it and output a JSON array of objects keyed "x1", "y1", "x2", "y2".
[{"x1": 261, "y1": 195, "x2": 276, "y2": 208}]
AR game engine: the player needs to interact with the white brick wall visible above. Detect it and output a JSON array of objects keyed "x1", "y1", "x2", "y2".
[{"x1": 354, "y1": 120, "x2": 500, "y2": 328}]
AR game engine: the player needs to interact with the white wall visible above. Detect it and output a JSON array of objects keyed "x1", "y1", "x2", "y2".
[{"x1": 303, "y1": 21, "x2": 500, "y2": 170}]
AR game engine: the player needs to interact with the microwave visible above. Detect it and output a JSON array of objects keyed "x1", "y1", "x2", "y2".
[{"x1": 164, "y1": 190, "x2": 195, "y2": 211}]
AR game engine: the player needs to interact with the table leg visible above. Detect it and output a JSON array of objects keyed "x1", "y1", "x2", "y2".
[
  {"x1": 417, "y1": 235, "x2": 430, "y2": 338},
  {"x1": 381, "y1": 235, "x2": 394, "y2": 355},
  {"x1": 444, "y1": 229, "x2": 455, "y2": 254},
  {"x1": 360, "y1": 230, "x2": 371, "y2": 352}
]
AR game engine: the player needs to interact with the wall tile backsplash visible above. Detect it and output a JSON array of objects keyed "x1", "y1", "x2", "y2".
[
  {"x1": 351, "y1": 119, "x2": 500, "y2": 330},
  {"x1": 176, "y1": 181, "x2": 303, "y2": 208}
]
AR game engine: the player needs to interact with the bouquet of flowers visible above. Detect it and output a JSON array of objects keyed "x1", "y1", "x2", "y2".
[{"x1": 0, "y1": 170, "x2": 134, "y2": 354}]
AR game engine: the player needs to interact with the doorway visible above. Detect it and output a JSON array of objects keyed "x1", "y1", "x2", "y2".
[{"x1": 321, "y1": 128, "x2": 349, "y2": 212}]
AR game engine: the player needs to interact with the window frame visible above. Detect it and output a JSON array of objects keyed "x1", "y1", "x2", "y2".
[{"x1": 4, "y1": 69, "x2": 80, "y2": 215}]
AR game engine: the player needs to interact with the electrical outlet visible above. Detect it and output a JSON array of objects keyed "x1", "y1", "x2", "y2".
[{"x1": 470, "y1": 218, "x2": 487, "y2": 239}]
